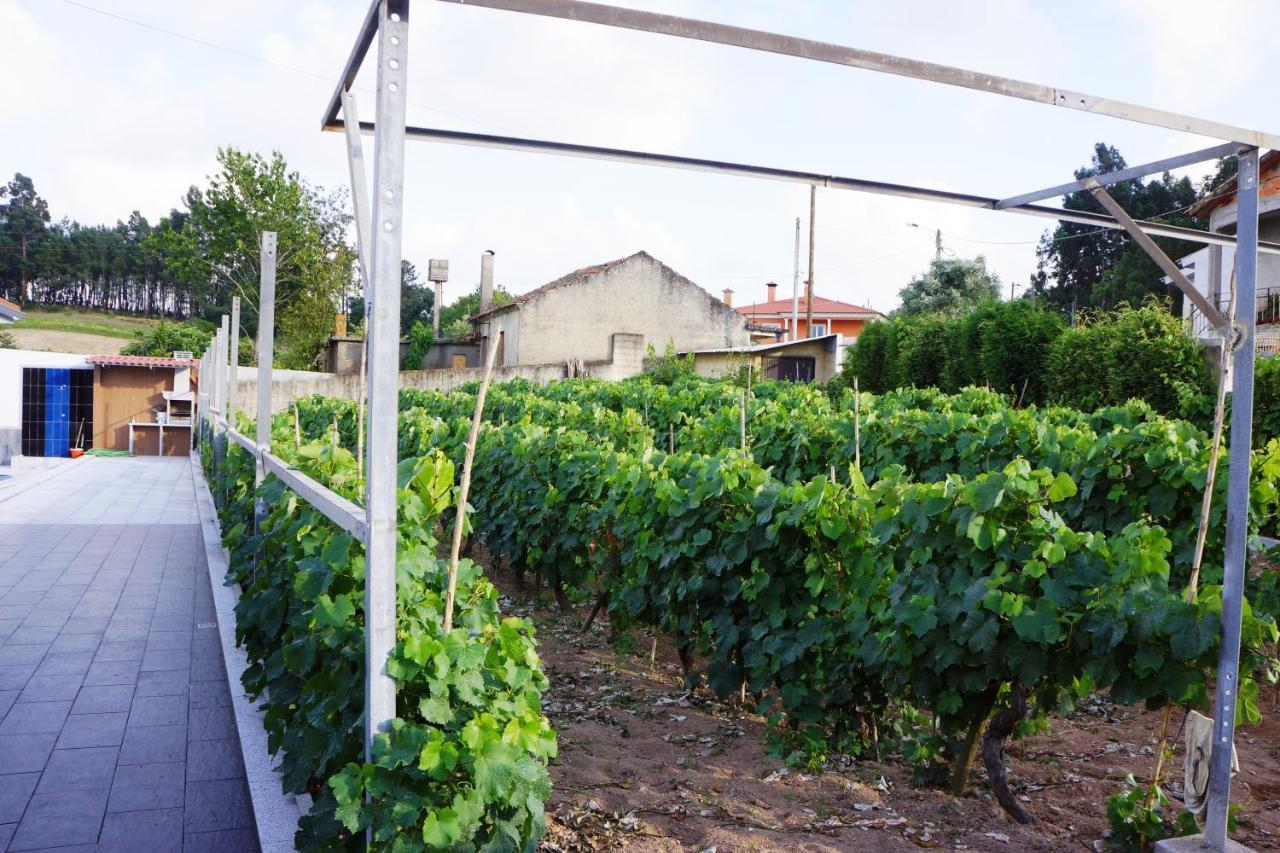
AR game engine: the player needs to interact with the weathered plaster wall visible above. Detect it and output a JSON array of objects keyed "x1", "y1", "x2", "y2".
[{"x1": 512, "y1": 254, "x2": 750, "y2": 365}]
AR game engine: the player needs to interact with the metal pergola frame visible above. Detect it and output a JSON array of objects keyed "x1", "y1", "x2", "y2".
[{"x1": 314, "y1": 2, "x2": 1268, "y2": 848}]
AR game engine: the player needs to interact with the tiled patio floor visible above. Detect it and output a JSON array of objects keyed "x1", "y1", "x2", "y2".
[{"x1": 0, "y1": 458, "x2": 258, "y2": 852}]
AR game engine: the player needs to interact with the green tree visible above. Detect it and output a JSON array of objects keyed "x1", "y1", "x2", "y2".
[
  {"x1": 1030, "y1": 144, "x2": 1204, "y2": 312},
  {"x1": 439, "y1": 287, "x2": 514, "y2": 340},
  {"x1": 842, "y1": 320, "x2": 893, "y2": 392},
  {"x1": 152, "y1": 148, "x2": 355, "y2": 368},
  {"x1": 346, "y1": 260, "x2": 433, "y2": 336},
  {"x1": 402, "y1": 320, "x2": 434, "y2": 369},
  {"x1": 897, "y1": 256, "x2": 1001, "y2": 317},
  {"x1": 120, "y1": 320, "x2": 216, "y2": 358},
  {"x1": 0, "y1": 174, "x2": 52, "y2": 302}
]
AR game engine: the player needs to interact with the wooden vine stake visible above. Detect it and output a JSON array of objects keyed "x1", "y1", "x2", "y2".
[
  {"x1": 443, "y1": 332, "x2": 504, "y2": 633},
  {"x1": 331, "y1": 417, "x2": 339, "y2": 454},
  {"x1": 357, "y1": 396, "x2": 365, "y2": 480},
  {"x1": 855, "y1": 376, "x2": 865, "y2": 468},
  {"x1": 292, "y1": 401, "x2": 301, "y2": 447},
  {"x1": 1144, "y1": 266, "x2": 1236, "y2": 826},
  {"x1": 739, "y1": 389, "x2": 747, "y2": 450}
]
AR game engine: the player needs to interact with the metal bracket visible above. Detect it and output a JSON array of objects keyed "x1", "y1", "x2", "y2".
[{"x1": 1084, "y1": 180, "x2": 1231, "y2": 332}]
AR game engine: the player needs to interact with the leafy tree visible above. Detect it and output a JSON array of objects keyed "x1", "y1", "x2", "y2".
[
  {"x1": 961, "y1": 300, "x2": 1064, "y2": 404},
  {"x1": 120, "y1": 320, "x2": 215, "y2": 358},
  {"x1": 439, "y1": 287, "x2": 515, "y2": 340},
  {"x1": 346, "y1": 260, "x2": 433, "y2": 336},
  {"x1": 896, "y1": 256, "x2": 1001, "y2": 317},
  {"x1": 152, "y1": 148, "x2": 355, "y2": 367},
  {"x1": 0, "y1": 329, "x2": 15, "y2": 349},
  {"x1": 0, "y1": 174, "x2": 52, "y2": 302},
  {"x1": 402, "y1": 320, "x2": 434, "y2": 369},
  {"x1": 1030, "y1": 144, "x2": 1204, "y2": 312}
]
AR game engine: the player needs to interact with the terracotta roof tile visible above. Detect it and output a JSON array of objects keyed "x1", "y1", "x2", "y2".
[
  {"x1": 87, "y1": 355, "x2": 198, "y2": 368},
  {"x1": 738, "y1": 295, "x2": 883, "y2": 317}
]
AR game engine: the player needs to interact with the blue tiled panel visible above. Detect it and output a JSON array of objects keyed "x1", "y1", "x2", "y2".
[{"x1": 43, "y1": 368, "x2": 70, "y2": 457}]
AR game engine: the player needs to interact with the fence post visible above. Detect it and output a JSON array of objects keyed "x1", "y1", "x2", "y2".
[
  {"x1": 227, "y1": 297, "x2": 241, "y2": 428},
  {"x1": 363, "y1": 0, "x2": 410, "y2": 767},
  {"x1": 1204, "y1": 147, "x2": 1259, "y2": 848},
  {"x1": 255, "y1": 234, "x2": 278, "y2": 536}
]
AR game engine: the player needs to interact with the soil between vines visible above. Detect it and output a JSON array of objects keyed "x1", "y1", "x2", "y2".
[{"x1": 482, "y1": 563, "x2": 1280, "y2": 852}]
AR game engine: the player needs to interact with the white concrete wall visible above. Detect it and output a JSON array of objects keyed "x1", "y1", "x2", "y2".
[
  {"x1": 513, "y1": 254, "x2": 750, "y2": 365},
  {"x1": 0, "y1": 349, "x2": 90, "y2": 429}
]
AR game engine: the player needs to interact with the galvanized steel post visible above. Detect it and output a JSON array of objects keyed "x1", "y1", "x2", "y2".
[
  {"x1": 255, "y1": 233, "x2": 278, "y2": 533},
  {"x1": 364, "y1": 0, "x2": 410, "y2": 763},
  {"x1": 227, "y1": 297, "x2": 241, "y2": 426},
  {"x1": 1204, "y1": 147, "x2": 1259, "y2": 848}
]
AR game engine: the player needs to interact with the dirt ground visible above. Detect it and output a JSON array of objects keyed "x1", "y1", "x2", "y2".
[
  {"x1": 487, "y1": 570, "x2": 1280, "y2": 852},
  {"x1": 8, "y1": 328, "x2": 127, "y2": 354}
]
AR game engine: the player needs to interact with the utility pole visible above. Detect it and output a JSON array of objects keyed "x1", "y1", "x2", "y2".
[
  {"x1": 791, "y1": 217, "x2": 800, "y2": 341},
  {"x1": 806, "y1": 186, "x2": 816, "y2": 339},
  {"x1": 935, "y1": 228, "x2": 943, "y2": 260}
]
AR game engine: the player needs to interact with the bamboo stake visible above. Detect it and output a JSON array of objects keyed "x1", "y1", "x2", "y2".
[
  {"x1": 332, "y1": 417, "x2": 339, "y2": 454},
  {"x1": 293, "y1": 401, "x2": 301, "y2": 447},
  {"x1": 668, "y1": 423, "x2": 674, "y2": 454},
  {"x1": 854, "y1": 377, "x2": 862, "y2": 471},
  {"x1": 443, "y1": 332, "x2": 503, "y2": 633},
  {"x1": 357, "y1": 396, "x2": 365, "y2": 480},
  {"x1": 739, "y1": 389, "x2": 747, "y2": 450}
]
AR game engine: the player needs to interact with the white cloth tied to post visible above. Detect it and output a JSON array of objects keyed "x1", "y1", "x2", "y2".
[{"x1": 1183, "y1": 709, "x2": 1240, "y2": 824}]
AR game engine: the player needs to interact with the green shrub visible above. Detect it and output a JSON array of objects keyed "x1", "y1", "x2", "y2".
[
  {"x1": 1256, "y1": 356, "x2": 1279, "y2": 445},
  {"x1": 891, "y1": 314, "x2": 958, "y2": 390},
  {"x1": 1047, "y1": 303, "x2": 1210, "y2": 415},
  {"x1": 975, "y1": 301, "x2": 1064, "y2": 405},
  {"x1": 121, "y1": 320, "x2": 215, "y2": 358},
  {"x1": 402, "y1": 320, "x2": 434, "y2": 370},
  {"x1": 845, "y1": 320, "x2": 893, "y2": 392}
]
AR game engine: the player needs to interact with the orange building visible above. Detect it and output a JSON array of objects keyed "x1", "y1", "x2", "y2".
[{"x1": 729, "y1": 282, "x2": 885, "y2": 341}]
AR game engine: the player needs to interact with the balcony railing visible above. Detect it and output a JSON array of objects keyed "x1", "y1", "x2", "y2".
[{"x1": 1187, "y1": 285, "x2": 1280, "y2": 347}]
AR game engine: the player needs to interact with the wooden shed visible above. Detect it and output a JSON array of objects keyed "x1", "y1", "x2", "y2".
[{"x1": 87, "y1": 355, "x2": 199, "y2": 456}]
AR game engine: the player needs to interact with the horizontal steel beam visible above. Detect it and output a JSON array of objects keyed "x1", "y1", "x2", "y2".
[
  {"x1": 994, "y1": 142, "x2": 1246, "y2": 210},
  {"x1": 429, "y1": 0, "x2": 1280, "y2": 149},
  {"x1": 223, "y1": 425, "x2": 369, "y2": 542},
  {"x1": 331, "y1": 121, "x2": 1280, "y2": 257}
]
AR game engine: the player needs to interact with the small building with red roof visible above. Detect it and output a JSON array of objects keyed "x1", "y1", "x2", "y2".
[{"x1": 728, "y1": 282, "x2": 885, "y2": 342}]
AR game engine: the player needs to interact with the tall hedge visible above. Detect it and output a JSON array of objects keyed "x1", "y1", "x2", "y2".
[
  {"x1": 846, "y1": 320, "x2": 893, "y2": 393},
  {"x1": 1046, "y1": 303, "x2": 1210, "y2": 415}
]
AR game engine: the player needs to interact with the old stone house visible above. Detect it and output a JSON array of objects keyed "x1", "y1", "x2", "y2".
[{"x1": 473, "y1": 251, "x2": 751, "y2": 368}]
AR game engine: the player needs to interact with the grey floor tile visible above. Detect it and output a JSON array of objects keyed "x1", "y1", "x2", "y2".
[
  {"x1": 187, "y1": 706, "x2": 236, "y2": 742},
  {"x1": 182, "y1": 778, "x2": 253, "y2": 833},
  {"x1": 34, "y1": 653, "x2": 93, "y2": 678},
  {"x1": 18, "y1": 675, "x2": 84, "y2": 703},
  {"x1": 0, "y1": 701, "x2": 72, "y2": 735},
  {"x1": 5, "y1": 627, "x2": 60, "y2": 646},
  {"x1": 0, "y1": 772, "x2": 39, "y2": 823},
  {"x1": 135, "y1": 669, "x2": 189, "y2": 698},
  {"x1": 0, "y1": 664, "x2": 36, "y2": 691},
  {"x1": 144, "y1": 631, "x2": 191, "y2": 652},
  {"x1": 56, "y1": 712, "x2": 128, "y2": 749},
  {"x1": 82, "y1": 660, "x2": 139, "y2": 687},
  {"x1": 98, "y1": 807, "x2": 184, "y2": 852},
  {"x1": 0, "y1": 645, "x2": 48, "y2": 666},
  {"x1": 0, "y1": 822, "x2": 12, "y2": 849},
  {"x1": 36, "y1": 747, "x2": 119, "y2": 794},
  {"x1": 187, "y1": 681, "x2": 230, "y2": 710},
  {"x1": 48, "y1": 634, "x2": 101, "y2": 654},
  {"x1": 183, "y1": 828, "x2": 259, "y2": 852},
  {"x1": 128, "y1": 694, "x2": 188, "y2": 728},
  {"x1": 107, "y1": 762, "x2": 185, "y2": 813},
  {"x1": 70, "y1": 684, "x2": 135, "y2": 715},
  {"x1": 9, "y1": 788, "x2": 108, "y2": 850},
  {"x1": 119, "y1": 723, "x2": 186, "y2": 765},
  {"x1": 186, "y1": 738, "x2": 244, "y2": 782},
  {"x1": 0, "y1": 733, "x2": 57, "y2": 774},
  {"x1": 0, "y1": 690, "x2": 16, "y2": 720},
  {"x1": 139, "y1": 648, "x2": 190, "y2": 672},
  {"x1": 94, "y1": 641, "x2": 144, "y2": 663}
]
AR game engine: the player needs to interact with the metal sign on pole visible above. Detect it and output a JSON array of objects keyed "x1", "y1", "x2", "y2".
[
  {"x1": 363, "y1": 0, "x2": 409, "y2": 765},
  {"x1": 255, "y1": 233, "x2": 278, "y2": 534}
]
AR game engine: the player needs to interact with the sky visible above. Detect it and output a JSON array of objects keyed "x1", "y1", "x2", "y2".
[{"x1": 3, "y1": 0, "x2": 1274, "y2": 314}]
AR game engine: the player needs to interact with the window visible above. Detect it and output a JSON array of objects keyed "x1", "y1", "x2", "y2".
[{"x1": 810, "y1": 323, "x2": 827, "y2": 337}]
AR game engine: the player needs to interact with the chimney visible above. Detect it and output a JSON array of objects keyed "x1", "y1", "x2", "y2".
[
  {"x1": 766, "y1": 281, "x2": 778, "y2": 302},
  {"x1": 722, "y1": 288, "x2": 734, "y2": 308},
  {"x1": 479, "y1": 250, "x2": 495, "y2": 313}
]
